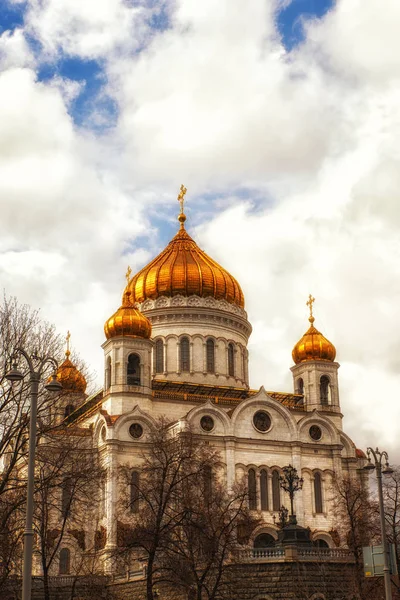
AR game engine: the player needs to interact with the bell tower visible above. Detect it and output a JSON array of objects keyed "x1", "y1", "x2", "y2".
[{"x1": 290, "y1": 296, "x2": 340, "y2": 414}]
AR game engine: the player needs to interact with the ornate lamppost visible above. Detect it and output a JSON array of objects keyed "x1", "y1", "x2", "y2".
[
  {"x1": 6, "y1": 348, "x2": 62, "y2": 600},
  {"x1": 364, "y1": 447, "x2": 394, "y2": 600},
  {"x1": 279, "y1": 464, "x2": 304, "y2": 523}
]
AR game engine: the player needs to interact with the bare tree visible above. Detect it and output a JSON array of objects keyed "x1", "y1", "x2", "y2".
[
  {"x1": 33, "y1": 428, "x2": 102, "y2": 600},
  {"x1": 0, "y1": 295, "x2": 64, "y2": 588},
  {"x1": 332, "y1": 475, "x2": 381, "y2": 599},
  {"x1": 117, "y1": 420, "x2": 219, "y2": 600},
  {"x1": 161, "y1": 474, "x2": 259, "y2": 600}
]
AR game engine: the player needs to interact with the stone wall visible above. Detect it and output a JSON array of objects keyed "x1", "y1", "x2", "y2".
[{"x1": 107, "y1": 560, "x2": 361, "y2": 600}]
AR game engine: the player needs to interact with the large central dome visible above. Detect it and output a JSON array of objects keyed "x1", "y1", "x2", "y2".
[{"x1": 126, "y1": 213, "x2": 245, "y2": 308}]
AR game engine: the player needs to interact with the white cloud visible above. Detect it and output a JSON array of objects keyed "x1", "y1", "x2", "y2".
[
  {"x1": 0, "y1": 28, "x2": 35, "y2": 70},
  {"x1": 0, "y1": 0, "x2": 399, "y2": 462}
]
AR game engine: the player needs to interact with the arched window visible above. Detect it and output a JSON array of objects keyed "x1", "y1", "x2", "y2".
[
  {"x1": 206, "y1": 339, "x2": 215, "y2": 373},
  {"x1": 130, "y1": 471, "x2": 140, "y2": 513},
  {"x1": 297, "y1": 378, "x2": 304, "y2": 395},
  {"x1": 272, "y1": 470, "x2": 280, "y2": 511},
  {"x1": 228, "y1": 343, "x2": 235, "y2": 377},
  {"x1": 64, "y1": 404, "x2": 75, "y2": 418},
  {"x1": 61, "y1": 477, "x2": 73, "y2": 516},
  {"x1": 320, "y1": 375, "x2": 329, "y2": 405},
  {"x1": 180, "y1": 337, "x2": 190, "y2": 372},
  {"x1": 155, "y1": 339, "x2": 164, "y2": 373},
  {"x1": 248, "y1": 469, "x2": 257, "y2": 510},
  {"x1": 313, "y1": 539, "x2": 329, "y2": 548},
  {"x1": 59, "y1": 548, "x2": 70, "y2": 575},
  {"x1": 203, "y1": 465, "x2": 212, "y2": 502},
  {"x1": 254, "y1": 533, "x2": 275, "y2": 548},
  {"x1": 105, "y1": 356, "x2": 112, "y2": 389},
  {"x1": 260, "y1": 469, "x2": 268, "y2": 511},
  {"x1": 127, "y1": 354, "x2": 140, "y2": 385},
  {"x1": 314, "y1": 472, "x2": 323, "y2": 514}
]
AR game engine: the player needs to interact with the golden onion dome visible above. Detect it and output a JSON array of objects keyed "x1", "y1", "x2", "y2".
[
  {"x1": 125, "y1": 193, "x2": 245, "y2": 308},
  {"x1": 292, "y1": 295, "x2": 336, "y2": 364},
  {"x1": 104, "y1": 291, "x2": 152, "y2": 339},
  {"x1": 55, "y1": 332, "x2": 87, "y2": 393}
]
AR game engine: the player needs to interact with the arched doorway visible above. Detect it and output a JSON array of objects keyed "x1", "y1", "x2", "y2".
[{"x1": 254, "y1": 533, "x2": 275, "y2": 548}]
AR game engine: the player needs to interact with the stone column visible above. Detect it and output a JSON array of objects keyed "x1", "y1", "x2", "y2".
[
  {"x1": 225, "y1": 438, "x2": 235, "y2": 491},
  {"x1": 104, "y1": 442, "x2": 118, "y2": 574}
]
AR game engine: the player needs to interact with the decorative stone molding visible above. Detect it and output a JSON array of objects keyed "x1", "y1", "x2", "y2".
[{"x1": 136, "y1": 294, "x2": 248, "y2": 319}]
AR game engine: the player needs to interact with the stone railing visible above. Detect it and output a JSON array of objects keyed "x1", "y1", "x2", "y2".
[
  {"x1": 238, "y1": 548, "x2": 285, "y2": 561},
  {"x1": 297, "y1": 547, "x2": 354, "y2": 561},
  {"x1": 237, "y1": 547, "x2": 354, "y2": 563}
]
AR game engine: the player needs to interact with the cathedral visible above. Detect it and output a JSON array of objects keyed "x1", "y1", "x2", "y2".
[{"x1": 54, "y1": 188, "x2": 366, "y2": 579}]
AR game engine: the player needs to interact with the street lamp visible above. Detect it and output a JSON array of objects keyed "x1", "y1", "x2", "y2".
[
  {"x1": 279, "y1": 464, "x2": 304, "y2": 523},
  {"x1": 364, "y1": 447, "x2": 394, "y2": 600},
  {"x1": 6, "y1": 348, "x2": 62, "y2": 600}
]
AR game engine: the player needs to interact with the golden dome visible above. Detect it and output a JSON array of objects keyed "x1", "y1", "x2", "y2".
[
  {"x1": 292, "y1": 296, "x2": 336, "y2": 364},
  {"x1": 104, "y1": 291, "x2": 152, "y2": 339},
  {"x1": 126, "y1": 206, "x2": 245, "y2": 309},
  {"x1": 55, "y1": 332, "x2": 87, "y2": 393}
]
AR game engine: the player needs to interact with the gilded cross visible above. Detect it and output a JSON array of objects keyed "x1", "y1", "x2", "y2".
[
  {"x1": 177, "y1": 184, "x2": 187, "y2": 214},
  {"x1": 126, "y1": 265, "x2": 132, "y2": 283},
  {"x1": 306, "y1": 294, "x2": 315, "y2": 319}
]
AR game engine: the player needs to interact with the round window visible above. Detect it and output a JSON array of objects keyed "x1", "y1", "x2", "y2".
[
  {"x1": 129, "y1": 423, "x2": 143, "y2": 439},
  {"x1": 309, "y1": 425, "x2": 322, "y2": 441},
  {"x1": 200, "y1": 415, "x2": 214, "y2": 432},
  {"x1": 253, "y1": 411, "x2": 271, "y2": 432}
]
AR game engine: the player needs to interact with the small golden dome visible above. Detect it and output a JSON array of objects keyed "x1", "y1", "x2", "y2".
[
  {"x1": 55, "y1": 332, "x2": 87, "y2": 393},
  {"x1": 104, "y1": 291, "x2": 152, "y2": 339},
  {"x1": 292, "y1": 296, "x2": 336, "y2": 364},
  {"x1": 126, "y1": 196, "x2": 245, "y2": 308}
]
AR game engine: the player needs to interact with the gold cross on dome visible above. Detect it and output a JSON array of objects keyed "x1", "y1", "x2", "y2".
[
  {"x1": 306, "y1": 294, "x2": 315, "y2": 319},
  {"x1": 126, "y1": 265, "x2": 132, "y2": 284},
  {"x1": 66, "y1": 330, "x2": 71, "y2": 357},
  {"x1": 177, "y1": 184, "x2": 187, "y2": 214}
]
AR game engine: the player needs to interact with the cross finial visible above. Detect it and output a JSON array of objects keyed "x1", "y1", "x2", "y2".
[
  {"x1": 177, "y1": 184, "x2": 187, "y2": 215},
  {"x1": 126, "y1": 265, "x2": 132, "y2": 284},
  {"x1": 66, "y1": 330, "x2": 71, "y2": 357},
  {"x1": 306, "y1": 294, "x2": 315, "y2": 323}
]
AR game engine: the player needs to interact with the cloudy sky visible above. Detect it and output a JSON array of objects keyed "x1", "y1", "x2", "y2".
[{"x1": 1, "y1": 0, "x2": 399, "y2": 460}]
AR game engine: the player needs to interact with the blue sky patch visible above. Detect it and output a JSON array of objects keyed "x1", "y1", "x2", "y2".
[
  {"x1": 1, "y1": 1, "x2": 26, "y2": 34},
  {"x1": 37, "y1": 57, "x2": 118, "y2": 129},
  {"x1": 277, "y1": 0, "x2": 334, "y2": 50}
]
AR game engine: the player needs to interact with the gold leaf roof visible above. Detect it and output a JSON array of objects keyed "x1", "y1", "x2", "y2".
[
  {"x1": 55, "y1": 334, "x2": 87, "y2": 394},
  {"x1": 126, "y1": 215, "x2": 245, "y2": 308},
  {"x1": 104, "y1": 291, "x2": 152, "y2": 340},
  {"x1": 292, "y1": 316, "x2": 336, "y2": 364}
]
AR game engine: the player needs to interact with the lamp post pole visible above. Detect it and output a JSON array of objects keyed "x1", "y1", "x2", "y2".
[
  {"x1": 6, "y1": 348, "x2": 62, "y2": 600},
  {"x1": 364, "y1": 447, "x2": 394, "y2": 600}
]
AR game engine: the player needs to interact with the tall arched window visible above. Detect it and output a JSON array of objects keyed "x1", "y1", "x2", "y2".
[
  {"x1": 155, "y1": 339, "x2": 164, "y2": 373},
  {"x1": 228, "y1": 343, "x2": 235, "y2": 377},
  {"x1": 314, "y1": 472, "x2": 323, "y2": 514},
  {"x1": 206, "y1": 339, "x2": 215, "y2": 373},
  {"x1": 320, "y1": 376, "x2": 330, "y2": 405},
  {"x1": 59, "y1": 548, "x2": 70, "y2": 575},
  {"x1": 297, "y1": 378, "x2": 304, "y2": 395},
  {"x1": 203, "y1": 465, "x2": 212, "y2": 502},
  {"x1": 272, "y1": 470, "x2": 280, "y2": 511},
  {"x1": 64, "y1": 404, "x2": 75, "y2": 418},
  {"x1": 127, "y1": 354, "x2": 140, "y2": 385},
  {"x1": 130, "y1": 471, "x2": 140, "y2": 514},
  {"x1": 105, "y1": 356, "x2": 112, "y2": 389},
  {"x1": 260, "y1": 469, "x2": 268, "y2": 511},
  {"x1": 248, "y1": 468, "x2": 257, "y2": 510},
  {"x1": 61, "y1": 477, "x2": 73, "y2": 516},
  {"x1": 180, "y1": 337, "x2": 190, "y2": 372}
]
